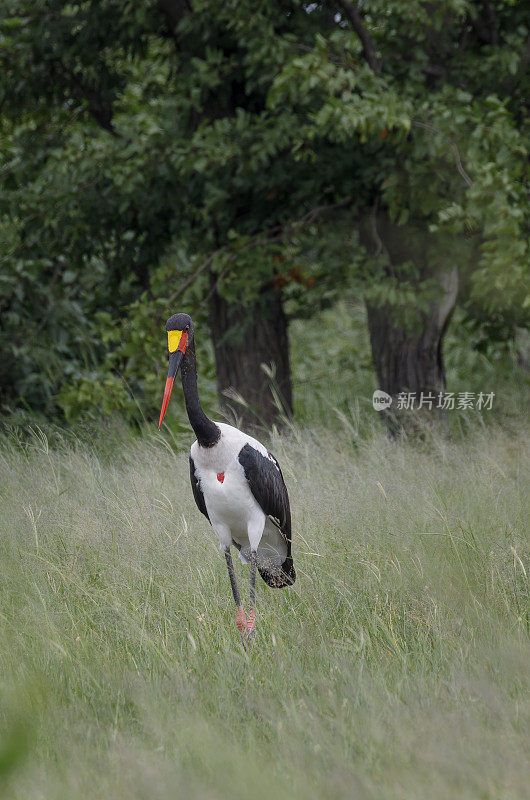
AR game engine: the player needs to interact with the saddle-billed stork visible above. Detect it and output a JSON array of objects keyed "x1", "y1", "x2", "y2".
[{"x1": 158, "y1": 312, "x2": 295, "y2": 649}]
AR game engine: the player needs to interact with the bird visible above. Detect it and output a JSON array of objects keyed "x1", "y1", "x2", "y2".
[{"x1": 158, "y1": 312, "x2": 295, "y2": 649}]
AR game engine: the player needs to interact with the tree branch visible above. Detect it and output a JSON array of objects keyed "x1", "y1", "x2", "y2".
[
  {"x1": 165, "y1": 249, "x2": 221, "y2": 306},
  {"x1": 472, "y1": 1, "x2": 499, "y2": 46},
  {"x1": 333, "y1": 0, "x2": 380, "y2": 73},
  {"x1": 162, "y1": 199, "x2": 353, "y2": 312},
  {"x1": 56, "y1": 63, "x2": 120, "y2": 137},
  {"x1": 412, "y1": 121, "x2": 474, "y2": 187},
  {"x1": 238, "y1": 198, "x2": 354, "y2": 251},
  {"x1": 157, "y1": 0, "x2": 191, "y2": 32}
]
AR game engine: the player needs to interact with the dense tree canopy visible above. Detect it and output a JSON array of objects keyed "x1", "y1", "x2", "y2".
[{"x1": 1, "y1": 1, "x2": 528, "y2": 425}]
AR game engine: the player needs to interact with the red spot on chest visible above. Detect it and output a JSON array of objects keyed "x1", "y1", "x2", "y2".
[{"x1": 216, "y1": 472, "x2": 225, "y2": 483}]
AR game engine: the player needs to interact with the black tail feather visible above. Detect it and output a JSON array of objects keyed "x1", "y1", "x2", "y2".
[{"x1": 258, "y1": 556, "x2": 296, "y2": 588}]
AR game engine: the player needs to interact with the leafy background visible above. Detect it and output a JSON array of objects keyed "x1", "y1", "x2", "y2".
[{"x1": 1, "y1": 0, "x2": 528, "y2": 431}]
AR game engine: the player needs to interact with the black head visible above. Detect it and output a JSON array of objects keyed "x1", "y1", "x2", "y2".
[{"x1": 165, "y1": 312, "x2": 194, "y2": 339}]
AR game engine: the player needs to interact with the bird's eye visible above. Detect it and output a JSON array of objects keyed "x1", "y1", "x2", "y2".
[{"x1": 185, "y1": 325, "x2": 190, "y2": 331}]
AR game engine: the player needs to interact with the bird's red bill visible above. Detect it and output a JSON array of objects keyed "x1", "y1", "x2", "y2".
[{"x1": 158, "y1": 376, "x2": 174, "y2": 428}]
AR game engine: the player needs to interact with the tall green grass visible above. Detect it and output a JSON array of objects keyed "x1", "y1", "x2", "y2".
[{"x1": 0, "y1": 420, "x2": 528, "y2": 799}]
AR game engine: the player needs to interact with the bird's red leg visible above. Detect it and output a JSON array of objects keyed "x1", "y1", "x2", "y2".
[
  {"x1": 247, "y1": 549, "x2": 257, "y2": 649},
  {"x1": 224, "y1": 548, "x2": 247, "y2": 648}
]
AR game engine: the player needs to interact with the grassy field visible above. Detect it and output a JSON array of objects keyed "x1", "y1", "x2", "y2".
[{"x1": 0, "y1": 420, "x2": 529, "y2": 799}]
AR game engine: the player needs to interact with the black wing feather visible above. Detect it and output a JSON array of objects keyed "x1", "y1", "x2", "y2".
[
  {"x1": 238, "y1": 444, "x2": 291, "y2": 536},
  {"x1": 189, "y1": 456, "x2": 210, "y2": 522},
  {"x1": 238, "y1": 443, "x2": 295, "y2": 587}
]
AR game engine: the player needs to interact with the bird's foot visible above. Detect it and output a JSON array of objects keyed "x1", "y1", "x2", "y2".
[{"x1": 236, "y1": 606, "x2": 247, "y2": 634}]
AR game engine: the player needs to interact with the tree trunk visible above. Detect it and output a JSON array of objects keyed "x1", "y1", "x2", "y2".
[
  {"x1": 515, "y1": 326, "x2": 530, "y2": 373},
  {"x1": 362, "y1": 211, "x2": 459, "y2": 435},
  {"x1": 210, "y1": 284, "x2": 293, "y2": 430},
  {"x1": 367, "y1": 266, "x2": 458, "y2": 434}
]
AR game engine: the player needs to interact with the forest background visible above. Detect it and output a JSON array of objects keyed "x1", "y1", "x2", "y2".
[{"x1": 1, "y1": 0, "x2": 528, "y2": 436}]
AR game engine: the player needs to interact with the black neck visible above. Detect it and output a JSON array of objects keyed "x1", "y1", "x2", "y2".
[{"x1": 180, "y1": 340, "x2": 220, "y2": 448}]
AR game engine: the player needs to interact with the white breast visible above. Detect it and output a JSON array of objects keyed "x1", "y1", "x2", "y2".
[{"x1": 190, "y1": 423, "x2": 264, "y2": 544}]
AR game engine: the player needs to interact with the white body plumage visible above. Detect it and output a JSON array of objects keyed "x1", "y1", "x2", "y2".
[{"x1": 190, "y1": 422, "x2": 287, "y2": 569}]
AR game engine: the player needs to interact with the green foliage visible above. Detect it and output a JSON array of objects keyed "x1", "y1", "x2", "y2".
[
  {"x1": 1, "y1": 0, "x2": 528, "y2": 421},
  {"x1": 269, "y1": 1, "x2": 529, "y2": 317}
]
